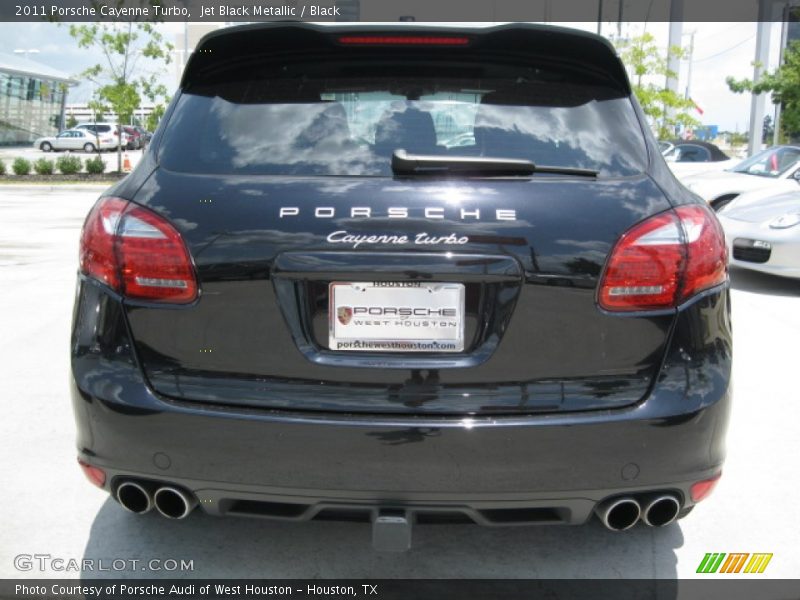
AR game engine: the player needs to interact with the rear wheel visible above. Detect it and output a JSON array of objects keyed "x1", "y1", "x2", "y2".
[
  {"x1": 40, "y1": 142, "x2": 52, "y2": 152},
  {"x1": 83, "y1": 143, "x2": 96, "y2": 153}
]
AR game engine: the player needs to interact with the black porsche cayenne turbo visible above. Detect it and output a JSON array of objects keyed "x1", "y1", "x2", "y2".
[{"x1": 71, "y1": 23, "x2": 730, "y2": 550}]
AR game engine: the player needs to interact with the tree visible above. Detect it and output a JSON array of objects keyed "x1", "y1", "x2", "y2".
[
  {"x1": 68, "y1": 18, "x2": 173, "y2": 171},
  {"x1": 763, "y1": 115, "x2": 774, "y2": 141},
  {"x1": 66, "y1": 115, "x2": 78, "y2": 129},
  {"x1": 728, "y1": 131, "x2": 748, "y2": 148},
  {"x1": 615, "y1": 33, "x2": 700, "y2": 140},
  {"x1": 727, "y1": 41, "x2": 800, "y2": 141},
  {"x1": 145, "y1": 103, "x2": 167, "y2": 133}
]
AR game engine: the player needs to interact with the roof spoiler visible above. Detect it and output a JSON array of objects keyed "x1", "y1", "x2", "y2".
[{"x1": 181, "y1": 23, "x2": 631, "y2": 94}]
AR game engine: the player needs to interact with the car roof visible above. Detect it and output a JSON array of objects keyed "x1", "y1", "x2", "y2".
[{"x1": 670, "y1": 140, "x2": 730, "y2": 161}]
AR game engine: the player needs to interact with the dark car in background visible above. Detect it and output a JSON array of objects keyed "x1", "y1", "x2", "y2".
[
  {"x1": 133, "y1": 125, "x2": 152, "y2": 146},
  {"x1": 664, "y1": 140, "x2": 737, "y2": 178},
  {"x1": 663, "y1": 140, "x2": 730, "y2": 163},
  {"x1": 122, "y1": 126, "x2": 143, "y2": 150},
  {"x1": 71, "y1": 23, "x2": 731, "y2": 551}
]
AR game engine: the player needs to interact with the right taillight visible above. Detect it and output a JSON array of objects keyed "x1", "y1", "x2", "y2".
[
  {"x1": 79, "y1": 197, "x2": 198, "y2": 303},
  {"x1": 598, "y1": 204, "x2": 727, "y2": 312}
]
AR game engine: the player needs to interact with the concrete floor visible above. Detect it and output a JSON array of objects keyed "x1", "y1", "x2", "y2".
[{"x1": 0, "y1": 186, "x2": 798, "y2": 579}]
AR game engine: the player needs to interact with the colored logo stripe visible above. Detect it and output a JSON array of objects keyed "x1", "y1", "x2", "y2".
[
  {"x1": 697, "y1": 553, "x2": 726, "y2": 573},
  {"x1": 744, "y1": 553, "x2": 773, "y2": 573},
  {"x1": 697, "y1": 552, "x2": 773, "y2": 574},
  {"x1": 719, "y1": 553, "x2": 749, "y2": 573}
]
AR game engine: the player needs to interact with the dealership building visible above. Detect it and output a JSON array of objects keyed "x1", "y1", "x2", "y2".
[{"x1": 0, "y1": 52, "x2": 74, "y2": 146}]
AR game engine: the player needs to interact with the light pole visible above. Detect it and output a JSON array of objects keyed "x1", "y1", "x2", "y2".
[{"x1": 683, "y1": 30, "x2": 696, "y2": 102}]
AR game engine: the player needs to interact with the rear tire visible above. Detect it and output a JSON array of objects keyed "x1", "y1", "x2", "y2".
[
  {"x1": 83, "y1": 143, "x2": 96, "y2": 153},
  {"x1": 40, "y1": 142, "x2": 52, "y2": 152}
]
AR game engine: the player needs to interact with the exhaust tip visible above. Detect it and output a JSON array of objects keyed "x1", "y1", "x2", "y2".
[
  {"x1": 642, "y1": 495, "x2": 681, "y2": 527},
  {"x1": 154, "y1": 486, "x2": 197, "y2": 519},
  {"x1": 116, "y1": 481, "x2": 152, "y2": 514},
  {"x1": 597, "y1": 497, "x2": 641, "y2": 531}
]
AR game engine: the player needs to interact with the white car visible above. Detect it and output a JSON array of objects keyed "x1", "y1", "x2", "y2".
[
  {"x1": 33, "y1": 128, "x2": 118, "y2": 153},
  {"x1": 663, "y1": 141, "x2": 738, "y2": 178},
  {"x1": 681, "y1": 145, "x2": 800, "y2": 211},
  {"x1": 75, "y1": 123, "x2": 128, "y2": 151},
  {"x1": 717, "y1": 189, "x2": 800, "y2": 279}
]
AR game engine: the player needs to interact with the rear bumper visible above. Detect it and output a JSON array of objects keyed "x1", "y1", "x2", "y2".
[
  {"x1": 71, "y1": 283, "x2": 732, "y2": 525},
  {"x1": 72, "y1": 391, "x2": 729, "y2": 525}
]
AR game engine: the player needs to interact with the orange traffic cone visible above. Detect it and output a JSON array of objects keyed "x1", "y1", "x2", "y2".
[{"x1": 122, "y1": 153, "x2": 132, "y2": 173}]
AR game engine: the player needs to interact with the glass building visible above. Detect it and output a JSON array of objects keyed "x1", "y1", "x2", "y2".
[{"x1": 0, "y1": 53, "x2": 74, "y2": 146}]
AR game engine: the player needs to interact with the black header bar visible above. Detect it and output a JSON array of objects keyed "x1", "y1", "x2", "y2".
[{"x1": 0, "y1": 0, "x2": 793, "y2": 23}]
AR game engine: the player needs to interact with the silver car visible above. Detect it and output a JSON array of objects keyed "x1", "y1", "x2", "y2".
[
  {"x1": 718, "y1": 190, "x2": 800, "y2": 279},
  {"x1": 33, "y1": 129, "x2": 118, "y2": 153}
]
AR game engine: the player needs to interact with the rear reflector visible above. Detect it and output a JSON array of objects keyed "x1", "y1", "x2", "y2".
[
  {"x1": 690, "y1": 472, "x2": 721, "y2": 502},
  {"x1": 338, "y1": 35, "x2": 470, "y2": 46},
  {"x1": 598, "y1": 204, "x2": 727, "y2": 311},
  {"x1": 78, "y1": 459, "x2": 106, "y2": 488},
  {"x1": 80, "y1": 197, "x2": 198, "y2": 303}
]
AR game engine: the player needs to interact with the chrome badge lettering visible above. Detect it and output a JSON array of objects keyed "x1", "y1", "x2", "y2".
[
  {"x1": 279, "y1": 207, "x2": 516, "y2": 220},
  {"x1": 327, "y1": 231, "x2": 469, "y2": 249}
]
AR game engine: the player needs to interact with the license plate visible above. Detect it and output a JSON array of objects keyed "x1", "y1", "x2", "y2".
[{"x1": 329, "y1": 282, "x2": 465, "y2": 353}]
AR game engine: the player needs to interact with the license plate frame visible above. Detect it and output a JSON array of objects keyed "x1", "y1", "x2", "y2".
[{"x1": 328, "y1": 281, "x2": 465, "y2": 353}]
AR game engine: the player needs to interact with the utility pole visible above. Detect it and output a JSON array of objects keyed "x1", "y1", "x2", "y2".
[
  {"x1": 684, "y1": 30, "x2": 696, "y2": 102},
  {"x1": 774, "y1": 16, "x2": 788, "y2": 146},
  {"x1": 666, "y1": 0, "x2": 684, "y2": 138},
  {"x1": 748, "y1": 0, "x2": 775, "y2": 156},
  {"x1": 597, "y1": 0, "x2": 603, "y2": 35}
]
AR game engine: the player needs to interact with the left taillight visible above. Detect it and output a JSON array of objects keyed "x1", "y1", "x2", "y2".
[{"x1": 79, "y1": 196, "x2": 198, "y2": 303}]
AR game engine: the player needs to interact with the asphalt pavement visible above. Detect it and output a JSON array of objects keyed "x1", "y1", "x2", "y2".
[{"x1": 0, "y1": 186, "x2": 798, "y2": 580}]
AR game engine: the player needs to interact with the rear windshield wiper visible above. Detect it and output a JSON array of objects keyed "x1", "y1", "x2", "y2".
[{"x1": 391, "y1": 149, "x2": 598, "y2": 178}]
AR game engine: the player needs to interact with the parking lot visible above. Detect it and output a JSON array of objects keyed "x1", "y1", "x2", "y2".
[{"x1": 0, "y1": 185, "x2": 798, "y2": 580}]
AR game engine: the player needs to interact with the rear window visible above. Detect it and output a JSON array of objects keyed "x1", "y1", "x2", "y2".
[{"x1": 160, "y1": 61, "x2": 647, "y2": 178}]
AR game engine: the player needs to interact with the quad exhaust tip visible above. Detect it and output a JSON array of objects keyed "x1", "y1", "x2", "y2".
[
  {"x1": 596, "y1": 497, "x2": 641, "y2": 531},
  {"x1": 116, "y1": 481, "x2": 153, "y2": 514},
  {"x1": 642, "y1": 495, "x2": 681, "y2": 527},
  {"x1": 153, "y1": 486, "x2": 198, "y2": 520}
]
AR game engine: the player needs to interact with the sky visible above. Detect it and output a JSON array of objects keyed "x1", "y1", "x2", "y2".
[
  {"x1": 0, "y1": 20, "x2": 784, "y2": 132},
  {"x1": 565, "y1": 21, "x2": 784, "y2": 133}
]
